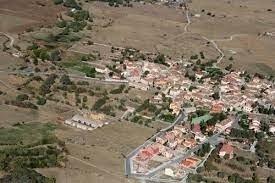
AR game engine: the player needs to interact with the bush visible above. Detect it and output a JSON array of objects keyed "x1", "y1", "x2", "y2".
[
  {"x1": 217, "y1": 171, "x2": 225, "y2": 178},
  {"x1": 93, "y1": 96, "x2": 108, "y2": 111},
  {"x1": 63, "y1": 0, "x2": 81, "y2": 9},
  {"x1": 36, "y1": 97, "x2": 47, "y2": 105},
  {"x1": 16, "y1": 94, "x2": 29, "y2": 102},
  {"x1": 39, "y1": 74, "x2": 57, "y2": 96},
  {"x1": 110, "y1": 85, "x2": 125, "y2": 94},
  {"x1": 190, "y1": 54, "x2": 199, "y2": 60},
  {"x1": 154, "y1": 54, "x2": 169, "y2": 66},
  {"x1": 53, "y1": 0, "x2": 63, "y2": 5},
  {"x1": 60, "y1": 75, "x2": 72, "y2": 85},
  {"x1": 0, "y1": 168, "x2": 56, "y2": 183},
  {"x1": 9, "y1": 101, "x2": 38, "y2": 110}
]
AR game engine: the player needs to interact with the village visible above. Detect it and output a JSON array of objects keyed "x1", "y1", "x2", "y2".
[{"x1": 58, "y1": 45, "x2": 275, "y2": 182}]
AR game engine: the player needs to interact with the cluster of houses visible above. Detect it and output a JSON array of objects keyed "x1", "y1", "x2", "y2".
[
  {"x1": 163, "y1": 156, "x2": 202, "y2": 179},
  {"x1": 114, "y1": 59, "x2": 274, "y2": 135},
  {"x1": 133, "y1": 124, "x2": 197, "y2": 174},
  {"x1": 132, "y1": 115, "x2": 237, "y2": 175}
]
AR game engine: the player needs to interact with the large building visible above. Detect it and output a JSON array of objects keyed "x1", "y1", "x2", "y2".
[{"x1": 65, "y1": 112, "x2": 107, "y2": 131}]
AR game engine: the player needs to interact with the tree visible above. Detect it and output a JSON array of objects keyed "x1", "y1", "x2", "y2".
[
  {"x1": 82, "y1": 96, "x2": 88, "y2": 103},
  {"x1": 16, "y1": 94, "x2": 29, "y2": 102},
  {"x1": 49, "y1": 50, "x2": 61, "y2": 61},
  {"x1": 60, "y1": 75, "x2": 72, "y2": 85},
  {"x1": 154, "y1": 54, "x2": 168, "y2": 66},
  {"x1": 63, "y1": 0, "x2": 81, "y2": 9},
  {"x1": 267, "y1": 176, "x2": 275, "y2": 183},
  {"x1": 190, "y1": 54, "x2": 199, "y2": 60},
  {"x1": 225, "y1": 64, "x2": 233, "y2": 71},
  {"x1": 217, "y1": 171, "x2": 225, "y2": 178},
  {"x1": 53, "y1": 0, "x2": 63, "y2": 4},
  {"x1": 212, "y1": 92, "x2": 220, "y2": 100},
  {"x1": 36, "y1": 97, "x2": 46, "y2": 105}
]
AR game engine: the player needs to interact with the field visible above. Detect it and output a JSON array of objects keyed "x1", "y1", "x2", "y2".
[
  {"x1": 74, "y1": 2, "x2": 219, "y2": 61},
  {"x1": 189, "y1": 0, "x2": 275, "y2": 74},
  {"x1": 38, "y1": 122, "x2": 156, "y2": 183},
  {"x1": 0, "y1": 0, "x2": 275, "y2": 182},
  {"x1": 0, "y1": 0, "x2": 65, "y2": 33},
  {"x1": 76, "y1": 0, "x2": 275, "y2": 75}
]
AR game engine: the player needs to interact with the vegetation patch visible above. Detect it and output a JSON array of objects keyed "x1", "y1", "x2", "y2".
[{"x1": 0, "y1": 123, "x2": 66, "y2": 182}]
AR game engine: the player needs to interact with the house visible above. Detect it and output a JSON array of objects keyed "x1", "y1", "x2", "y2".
[
  {"x1": 174, "y1": 125, "x2": 188, "y2": 133},
  {"x1": 136, "y1": 145, "x2": 160, "y2": 161},
  {"x1": 180, "y1": 157, "x2": 200, "y2": 169},
  {"x1": 164, "y1": 168, "x2": 175, "y2": 177},
  {"x1": 162, "y1": 150, "x2": 174, "y2": 159},
  {"x1": 170, "y1": 101, "x2": 182, "y2": 115},
  {"x1": 168, "y1": 140, "x2": 178, "y2": 149},
  {"x1": 249, "y1": 119, "x2": 261, "y2": 132},
  {"x1": 195, "y1": 133, "x2": 206, "y2": 142},
  {"x1": 192, "y1": 124, "x2": 201, "y2": 134},
  {"x1": 156, "y1": 136, "x2": 168, "y2": 145},
  {"x1": 215, "y1": 117, "x2": 234, "y2": 132},
  {"x1": 182, "y1": 139, "x2": 196, "y2": 148},
  {"x1": 165, "y1": 131, "x2": 176, "y2": 142},
  {"x1": 211, "y1": 103, "x2": 224, "y2": 113},
  {"x1": 171, "y1": 129, "x2": 183, "y2": 138},
  {"x1": 219, "y1": 143, "x2": 234, "y2": 159},
  {"x1": 183, "y1": 107, "x2": 197, "y2": 114},
  {"x1": 269, "y1": 126, "x2": 275, "y2": 134}
]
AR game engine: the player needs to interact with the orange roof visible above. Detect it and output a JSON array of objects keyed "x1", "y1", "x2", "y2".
[
  {"x1": 180, "y1": 157, "x2": 199, "y2": 168},
  {"x1": 220, "y1": 144, "x2": 234, "y2": 154}
]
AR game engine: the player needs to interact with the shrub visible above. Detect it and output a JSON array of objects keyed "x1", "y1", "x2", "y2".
[
  {"x1": 37, "y1": 97, "x2": 47, "y2": 105},
  {"x1": 16, "y1": 94, "x2": 29, "y2": 102},
  {"x1": 53, "y1": 0, "x2": 63, "y2": 5}
]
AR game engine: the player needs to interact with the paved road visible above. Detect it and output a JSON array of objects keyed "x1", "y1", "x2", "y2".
[
  {"x1": 125, "y1": 112, "x2": 185, "y2": 177},
  {"x1": 145, "y1": 130, "x2": 224, "y2": 178},
  {"x1": 130, "y1": 115, "x2": 239, "y2": 179}
]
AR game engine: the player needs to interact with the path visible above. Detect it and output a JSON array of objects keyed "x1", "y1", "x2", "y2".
[
  {"x1": 201, "y1": 36, "x2": 225, "y2": 64},
  {"x1": 184, "y1": 9, "x2": 191, "y2": 33},
  {"x1": 0, "y1": 32, "x2": 15, "y2": 48}
]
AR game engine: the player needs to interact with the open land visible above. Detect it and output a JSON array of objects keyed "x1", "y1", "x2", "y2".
[{"x1": 0, "y1": 0, "x2": 275, "y2": 182}]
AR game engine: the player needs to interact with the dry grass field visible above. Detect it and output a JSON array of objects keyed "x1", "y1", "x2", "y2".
[
  {"x1": 189, "y1": 0, "x2": 275, "y2": 74},
  {"x1": 79, "y1": 2, "x2": 218, "y2": 60},
  {"x1": 0, "y1": 0, "x2": 275, "y2": 182},
  {"x1": 0, "y1": 0, "x2": 64, "y2": 33},
  {"x1": 79, "y1": 0, "x2": 275, "y2": 74},
  {"x1": 38, "y1": 122, "x2": 156, "y2": 183}
]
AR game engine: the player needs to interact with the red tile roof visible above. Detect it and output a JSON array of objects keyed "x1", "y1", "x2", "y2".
[{"x1": 220, "y1": 144, "x2": 234, "y2": 154}]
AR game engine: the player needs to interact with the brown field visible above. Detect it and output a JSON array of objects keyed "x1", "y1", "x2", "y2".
[
  {"x1": 0, "y1": 0, "x2": 65, "y2": 33},
  {"x1": 79, "y1": 2, "x2": 218, "y2": 60},
  {"x1": 80, "y1": 0, "x2": 275, "y2": 74},
  {"x1": 0, "y1": 0, "x2": 275, "y2": 182},
  {"x1": 189, "y1": 0, "x2": 275, "y2": 74},
  {"x1": 38, "y1": 122, "x2": 156, "y2": 183}
]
